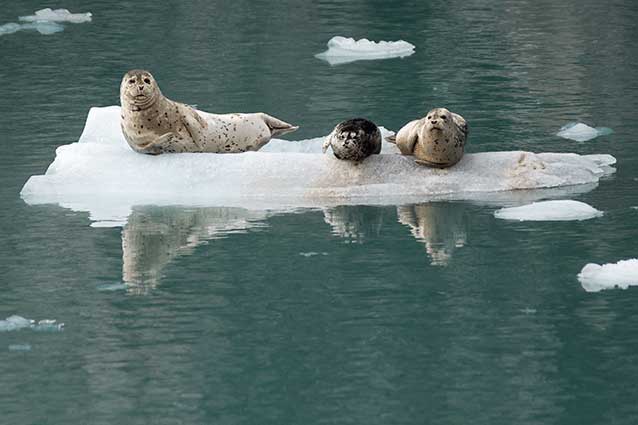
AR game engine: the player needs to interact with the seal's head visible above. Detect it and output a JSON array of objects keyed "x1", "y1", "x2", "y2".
[
  {"x1": 120, "y1": 69, "x2": 161, "y2": 110},
  {"x1": 423, "y1": 108, "x2": 454, "y2": 136}
]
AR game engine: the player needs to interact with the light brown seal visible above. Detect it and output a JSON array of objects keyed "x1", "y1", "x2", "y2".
[
  {"x1": 387, "y1": 108, "x2": 468, "y2": 168},
  {"x1": 119, "y1": 69, "x2": 298, "y2": 154}
]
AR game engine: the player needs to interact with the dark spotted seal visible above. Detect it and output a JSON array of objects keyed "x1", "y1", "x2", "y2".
[
  {"x1": 387, "y1": 108, "x2": 468, "y2": 168},
  {"x1": 120, "y1": 69, "x2": 298, "y2": 154},
  {"x1": 322, "y1": 118, "x2": 382, "y2": 161}
]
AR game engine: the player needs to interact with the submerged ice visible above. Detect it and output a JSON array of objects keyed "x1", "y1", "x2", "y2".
[
  {"x1": 557, "y1": 123, "x2": 613, "y2": 142},
  {"x1": 0, "y1": 8, "x2": 91, "y2": 36},
  {"x1": 315, "y1": 36, "x2": 415, "y2": 65},
  {"x1": 494, "y1": 200, "x2": 603, "y2": 221},
  {"x1": 578, "y1": 259, "x2": 638, "y2": 292},
  {"x1": 20, "y1": 106, "x2": 617, "y2": 225}
]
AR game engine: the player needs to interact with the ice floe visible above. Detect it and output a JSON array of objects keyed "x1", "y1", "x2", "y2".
[
  {"x1": 494, "y1": 200, "x2": 603, "y2": 221},
  {"x1": 0, "y1": 8, "x2": 90, "y2": 36},
  {"x1": 578, "y1": 259, "x2": 638, "y2": 292},
  {"x1": 19, "y1": 8, "x2": 92, "y2": 23},
  {"x1": 0, "y1": 315, "x2": 64, "y2": 332},
  {"x1": 315, "y1": 36, "x2": 415, "y2": 65},
  {"x1": 557, "y1": 123, "x2": 613, "y2": 142},
  {"x1": 20, "y1": 106, "x2": 617, "y2": 226}
]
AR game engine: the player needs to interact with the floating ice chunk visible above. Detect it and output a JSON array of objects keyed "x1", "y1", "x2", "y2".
[
  {"x1": 0, "y1": 21, "x2": 64, "y2": 36},
  {"x1": 0, "y1": 315, "x2": 63, "y2": 332},
  {"x1": 557, "y1": 123, "x2": 613, "y2": 142},
  {"x1": 315, "y1": 36, "x2": 415, "y2": 65},
  {"x1": 96, "y1": 282, "x2": 128, "y2": 291},
  {"x1": 494, "y1": 200, "x2": 603, "y2": 221},
  {"x1": 0, "y1": 315, "x2": 34, "y2": 332},
  {"x1": 8, "y1": 344, "x2": 32, "y2": 352},
  {"x1": 19, "y1": 8, "x2": 92, "y2": 23},
  {"x1": 299, "y1": 252, "x2": 329, "y2": 257},
  {"x1": 578, "y1": 259, "x2": 638, "y2": 292},
  {"x1": 20, "y1": 106, "x2": 617, "y2": 224}
]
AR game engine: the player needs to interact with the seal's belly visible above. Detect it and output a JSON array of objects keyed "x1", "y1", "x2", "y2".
[
  {"x1": 414, "y1": 134, "x2": 465, "y2": 167},
  {"x1": 197, "y1": 112, "x2": 271, "y2": 153}
]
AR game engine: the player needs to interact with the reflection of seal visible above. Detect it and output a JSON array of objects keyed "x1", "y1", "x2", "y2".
[
  {"x1": 397, "y1": 203, "x2": 467, "y2": 266},
  {"x1": 322, "y1": 118, "x2": 381, "y2": 161},
  {"x1": 120, "y1": 69, "x2": 298, "y2": 154},
  {"x1": 387, "y1": 108, "x2": 468, "y2": 168}
]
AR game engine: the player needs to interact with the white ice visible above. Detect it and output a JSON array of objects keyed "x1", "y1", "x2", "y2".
[
  {"x1": 0, "y1": 21, "x2": 64, "y2": 36},
  {"x1": 20, "y1": 106, "x2": 616, "y2": 227},
  {"x1": 315, "y1": 36, "x2": 415, "y2": 65},
  {"x1": 494, "y1": 200, "x2": 603, "y2": 221},
  {"x1": 557, "y1": 122, "x2": 613, "y2": 142},
  {"x1": 578, "y1": 259, "x2": 638, "y2": 292},
  {"x1": 0, "y1": 315, "x2": 64, "y2": 332},
  {"x1": 19, "y1": 8, "x2": 92, "y2": 23}
]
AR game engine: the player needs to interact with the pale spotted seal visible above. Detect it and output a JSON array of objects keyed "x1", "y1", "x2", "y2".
[
  {"x1": 322, "y1": 118, "x2": 382, "y2": 161},
  {"x1": 387, "y1": 108, "x2": 468, "y2": 168},
  {"x1": 119, "y1": 69, "x2": 298, "y2": 154}
]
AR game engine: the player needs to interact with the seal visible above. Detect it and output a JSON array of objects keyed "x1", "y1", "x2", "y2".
[
  {"x1": 119, "y1": 69, "x2": 298, "y2": 154},
  {"x1": 322, "y1": 118, "x2": 382, "y2": 161},
  {"x1": 387, "y1": 108, "x2": 468, "y2": 168}
]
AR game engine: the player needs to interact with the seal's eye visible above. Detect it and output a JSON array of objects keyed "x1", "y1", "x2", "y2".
[
  {"x1": 441, "y1": 115, "x2": 447, "y2": 120},
  {"x1": 427, "y1": 116, "x2": 431, "y2": 119},
  {"x1": 128, "y1": 79, "x2": 135, "y2": 84},
  {"x1": 144, "y1": 78, "x2": 151, "y2": 84}
]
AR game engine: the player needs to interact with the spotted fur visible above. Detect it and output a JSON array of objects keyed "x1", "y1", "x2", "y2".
[{"x1": 322, "y1": 118, "x2": 382, "y2": 162}]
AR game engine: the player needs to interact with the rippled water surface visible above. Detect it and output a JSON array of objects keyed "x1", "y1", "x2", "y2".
[{"x1": 2, "y1": 1, "x2": 638, "y2": 424}]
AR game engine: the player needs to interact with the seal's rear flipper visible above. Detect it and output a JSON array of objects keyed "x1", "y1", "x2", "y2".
[
  {"x1": 385, "y1": 134, "x2": 397, "y2": 144},
  {"x1": 261, "y1": 113, "x2": 299, "y2": 137}
]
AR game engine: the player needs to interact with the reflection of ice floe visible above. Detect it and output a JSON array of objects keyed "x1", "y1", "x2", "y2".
[
  {"x1": 0, "y1": 315, "x2": 64, "y2": 332},
  {"x1": 323, "y1": 206, "x2": 387, "y2": 243},
  {"x1": 0, "y1": 21, "x2": 64, "y2": 35},
  {"x1": 397, "y1": 203, "x2": 468, "y2": 266},
  {"x1": 122, "y1": 206, "x2": 269, "y2": 293},
  {"x1": 315, "y1": 36, "x2": 415, "y2": 65},
  {"x1": 557, "y1": 123, "x2": 613, "y2": 142},
  {"x1": 19, "y1": 8, "x2": 92, "y2": 23},
  {"x1": 494, "y1": 200, "x2": 603, "y2": 221},
  {"x1": 20, "y1": 106, "x2": 616, "y2": 224},
  {"x1": 578, "y1": 259, "x2": 638, "y2": 292}
]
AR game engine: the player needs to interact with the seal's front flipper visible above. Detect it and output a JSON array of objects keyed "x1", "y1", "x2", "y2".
[
  {"x1": 261, "y1": 113, "x2": 299, "y2": 137},
  {"x1": 140, "y1": 132, "x2": 177, "y2": 155},
  {"x1": 182, "y1": 108, "x2": 208, "y2": 150}
]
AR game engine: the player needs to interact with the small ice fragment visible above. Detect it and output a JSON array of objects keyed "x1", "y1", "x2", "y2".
[
  {"x1": 631, "y1": 206, "x2": 638, "y2": 210},
  {"x1": 578, "y1": 259, "x2": 638, "y2": 292},
  {"x1": 557, "y1": 123, "x2": 613, "y2": 142},
  {"x1": 32, "y1": 320, "x2": 64, "y2": 332},
  {"x1": 494, "y1": 200, "x2": 602, "y2": 221},
  {"x1": 19, "y1": 8, "x2": 92, "y2": 23},
  {"x1": 0, "y1": 22, "x2": 21, "y2": 35},
  {"x1": 97, "y1": 282, "x2": 128, "y2": 291},
  {"x1": 316, "y1": 36, "x2": 415, "y2": 65},
  {"x1": 9, "y1": 344, "x2": 32, "y2": 352},
  {"x1": 299, "y1": 252, "x2": 329, "y2": 257},
  {"x1": 519, "y1": 308, "x2": 537, "y2": 314},
  {"x1": 0, "y1": 315, "x2": 35, "y2": 331}
]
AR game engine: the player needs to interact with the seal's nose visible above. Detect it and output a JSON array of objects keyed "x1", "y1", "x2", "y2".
[
  {"x1": 138, "y1": 86, "x2": 144, "y2": 91},
  {"x1": 431, "y1": 120, "x2": 438, "y2": 124}
]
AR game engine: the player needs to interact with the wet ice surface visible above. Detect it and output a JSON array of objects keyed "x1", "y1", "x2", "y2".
[
  {"x1": 494, "y1": 200, "x2": 603, "y2": 221},
  {"x1": 0, "y1": 8, "x2": 91, "y2": 36},
  {"x1": 557, "y1": 122, "x2": 613, "y2": 142},
  {"x1": 19, "y1": 8, "x2": 92, "y2": 23},
  {"x1": 0, "y1": 315, "x2": 64, "y2": 332},
  {"x1": 20, "y1": 106, "x2": 616, "y2": 226},
  {"x1": 315, "y1": 36, "x2": 415, "y2": 65},
  {"x1": 578, "y1": 259, "x2": 638, "y2": 292}
]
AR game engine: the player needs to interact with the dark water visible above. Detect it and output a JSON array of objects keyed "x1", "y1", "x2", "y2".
[{"x1": 2, "y1": 1, "x2": 638, "y2": 424}]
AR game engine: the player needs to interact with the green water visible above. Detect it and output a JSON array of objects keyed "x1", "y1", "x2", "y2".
[{"x1": 2, "y1": 1, "x2": 638, "y2": 424}]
